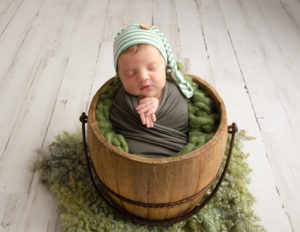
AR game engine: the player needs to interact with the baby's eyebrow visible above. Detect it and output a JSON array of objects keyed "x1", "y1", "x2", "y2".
[
  {"x1": 119, "y1": 67, "x2": 134, "y2": 72},
  {"x1": 122, "y1": 69, "x2": 136, "y2": 76},
  {"x1": 148, "y1": 61, "x2": 160, "y2": 66}
]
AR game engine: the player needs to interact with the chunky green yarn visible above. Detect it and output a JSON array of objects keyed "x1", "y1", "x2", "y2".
[
  {"x1": 36, "y1": 131, "x2": 266, "y2": 232},
  {"x1": 96, "y1": 63, "x2": 219, "y2": 156},
  {"x1": 95, "y1": 77, "x2": 130, "y2": 152},
  {"x1": 174, "y1": 70, "x2": 219, "y2": 156}
]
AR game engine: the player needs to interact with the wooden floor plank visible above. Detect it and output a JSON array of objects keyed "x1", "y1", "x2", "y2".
[
  {"x1": 280, "y1": 0, "x2": 300, "y2": 29},
  {"x1": 252, "y1": 0, "x2": 300, "y2": 129},
  {"x1": 0, "y1": 193, "x2": 27, "y2": 231},
  {"x1": 101, "y1": 0, "x2": 130, "y2": 42},
  {"x1": 15, "y1": 175, "x2": 61, "y2": 232},
  {"x1": 260, "y1": 0, "x2": 300, "y2": 81},
  {"x1": 88, "y1": 41, "x2": 114, "y2": 103},
  {"x1": 175, "y1": 0, "x2": 211, "y2": 79},
  {"x1": 126, "y1": 0, "x2": 153, "y2": 26},
  {"x1": 153, "y1": 0, "x2": 182, "y2": 63},
  {"x1": 0, "y1": 0, "x2": 45, "y2": 83},
  {"x1": 0, "y1": 57, "x2": 68, "y2": 193},
  {"x1": 0, "y1": 27, "x2": 48, "y2": 160},
  {"x1": 0, "y1": 0, "x2": 23, "y2": 37},
  {"x1": 0, "y1": 186, "x2": 60, "y2": 232}
]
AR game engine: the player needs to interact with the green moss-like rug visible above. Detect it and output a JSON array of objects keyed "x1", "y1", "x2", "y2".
[{"x1": 36, "y1": 131, "x2": 266, "y2": 232}]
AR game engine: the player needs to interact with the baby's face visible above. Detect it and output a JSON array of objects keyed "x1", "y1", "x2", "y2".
[{"x1": 118, "y1": 45, "x2": 166, "y2": 100}]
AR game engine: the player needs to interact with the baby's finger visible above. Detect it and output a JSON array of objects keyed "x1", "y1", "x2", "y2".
[
  {"x1": 137, "y1": 106, "x2": 150, "y2": 114},
  {"x1": 136, "y1": 101, "x2": 152, "y2": 111},
  {"x1": 138, "y1": 105, "x2": 157, "y2": 115},
  {"x1": 145, "y1": 108, "x2": 157, "y2": 116},
  {"x1": 140, "y1": 113, "x2": 146, "y2": 125},
  {"x1": 147, "y1": 117, "x2": 154, "y2": 128},
  {"x1": 145, "y1": 117, "x2": 150, "y2": 128},
  {"x1": 150, "y1": 120, "x2": 154, "y2": 128},
  {"x1": 151, "y1": 113, "x2": 156, "y2": 122}
]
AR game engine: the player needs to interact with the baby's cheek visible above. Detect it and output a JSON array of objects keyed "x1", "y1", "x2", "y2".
[
  {"x1": 120, "y1": 77, "x2": 132, "y2": 87},
  {"x1": 122, "y1": 79, "x2": 140, "y2": 95},
  {"x1": 127, "y1": 79, "x2": 138, "y2": 88}
]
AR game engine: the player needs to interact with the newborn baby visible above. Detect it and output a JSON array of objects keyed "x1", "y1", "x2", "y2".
[{"x1": 110, "y1": 24, "x2": 193, "y2": 157}]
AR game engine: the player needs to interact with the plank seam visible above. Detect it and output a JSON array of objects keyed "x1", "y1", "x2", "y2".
[
  {"x1": 0, "y1": 58, "x2": 46, "y2": 163},
  {"x1": 0, "y1": 0, "x2": 46, "y2": 88},
  {"x1": 0, "y1": 0, "x2": 24, "y2": 38},
  {"x1": 27, "y1": 58, "x2": 69, "y2": 194}
]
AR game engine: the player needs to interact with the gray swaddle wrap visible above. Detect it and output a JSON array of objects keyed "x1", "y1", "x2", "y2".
[{"x1": 110, "y1": 81, "x2": 188, "y2": 157}]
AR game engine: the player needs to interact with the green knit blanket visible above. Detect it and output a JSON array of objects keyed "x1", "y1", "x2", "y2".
[{"x1": 37, "y1": 131, "x2": 266, "y2": 232}]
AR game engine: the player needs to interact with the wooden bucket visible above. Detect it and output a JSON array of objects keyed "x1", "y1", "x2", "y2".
[{"x1": 87, "y1": 74, "x2": 227, "y2": 221}]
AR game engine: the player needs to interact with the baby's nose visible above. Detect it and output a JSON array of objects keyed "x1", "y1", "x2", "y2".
[{"x1": 138, "y1": 69, "x2": 149, "y2": 81}]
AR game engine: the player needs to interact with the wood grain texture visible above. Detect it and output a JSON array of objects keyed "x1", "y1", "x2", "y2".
[{"x1": 0, "y1": 0, "x2": 299, "y2": 231}]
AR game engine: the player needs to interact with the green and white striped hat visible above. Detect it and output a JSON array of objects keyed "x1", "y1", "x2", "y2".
[{"x1": 113, "y1": 24, "x2": 193, "y2": 98}]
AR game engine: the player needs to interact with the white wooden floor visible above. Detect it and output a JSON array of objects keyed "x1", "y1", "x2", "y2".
[{"x1": 0, "y1": 0, "x2": 299, "y2": 231}]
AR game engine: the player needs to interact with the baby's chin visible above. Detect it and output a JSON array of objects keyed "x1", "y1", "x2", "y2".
[{"x1": 136, "y1": 91, "x2": 163, "y2": 100}]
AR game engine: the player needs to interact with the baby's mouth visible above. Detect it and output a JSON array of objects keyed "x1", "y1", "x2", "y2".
[{"x1": 141, "y1": 85, "x2": 151, "y2": 90}]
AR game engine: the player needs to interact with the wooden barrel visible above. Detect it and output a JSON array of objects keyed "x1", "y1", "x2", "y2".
[{"x1": 87, "y1": 74, "x2": 227, "y2": 220}]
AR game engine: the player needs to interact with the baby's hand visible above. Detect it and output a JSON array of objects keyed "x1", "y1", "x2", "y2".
[{"x1": 136, "y1": 97, "x2": 159, "y2": 128}]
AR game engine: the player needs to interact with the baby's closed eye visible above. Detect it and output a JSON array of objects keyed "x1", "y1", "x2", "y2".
[
  {"x1": 124, "y1": 70, "x2": 136, "y2": 77},
  {"x1": 148, "y1": 63, "x2": 159, "y2": 71}
]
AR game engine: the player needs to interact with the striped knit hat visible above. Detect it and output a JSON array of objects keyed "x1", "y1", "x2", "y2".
[{"x1": 113, "y1": 24, "x2": 193, "y2": 98}]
